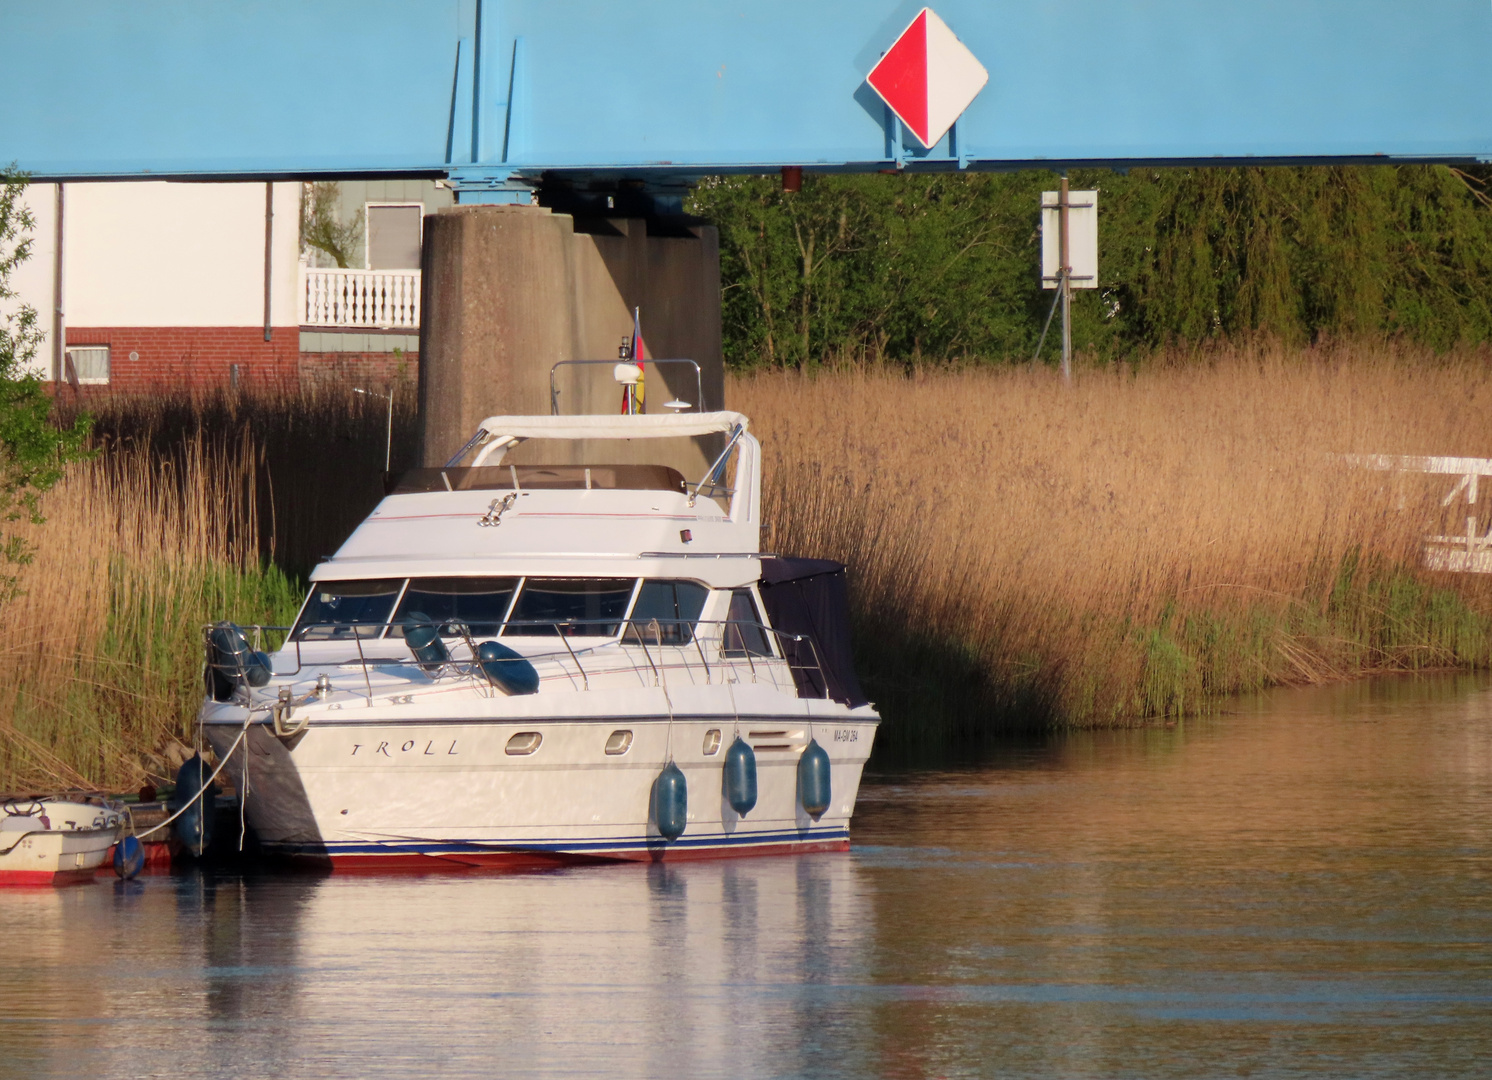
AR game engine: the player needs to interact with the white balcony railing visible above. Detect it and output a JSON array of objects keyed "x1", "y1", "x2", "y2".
[{"x1": 301, "y1": 265, "x2": 421, "y2": 329}]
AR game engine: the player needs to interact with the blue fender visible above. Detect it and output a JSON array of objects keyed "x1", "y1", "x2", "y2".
[
  {"x1": 206, "y1": 623, "x2": 271, "y2": 700},
  {"x1": 797, "y1": 739, "x2": 832, "y2": 820},
  {"x1": 113, "y1": 834, "x2": 144, "y2": 879},
  {"x1": 403, "y1": 612, "x2": 451, "y2": 671},
  {"x1": 723, "y1": 737, "x2": 758, "y2": 817},
  {"x1": 652, "y1": 761, "x2": 688, "y2": 841},
  {"x1": 171, "y1": 754, "x2": 220, "y2": 858},
  {"x1": 476, "y1": 640, "x2": 540, "y2": 695}
]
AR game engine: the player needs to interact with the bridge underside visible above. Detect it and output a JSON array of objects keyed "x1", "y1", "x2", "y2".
[{"x1": 5, "y1": 2, "x2": 1488, "y2": 195}]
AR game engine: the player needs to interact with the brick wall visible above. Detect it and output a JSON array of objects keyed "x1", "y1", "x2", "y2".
[
  {"x1": 62, "y1": 327, "x2": 302, "y2": 392},
  {"x1": 297, "y1": 350, "x2": 419, "y2": 391},
  {"x1": 60, "y1": 327, "x2": 419, "y2": 392}
]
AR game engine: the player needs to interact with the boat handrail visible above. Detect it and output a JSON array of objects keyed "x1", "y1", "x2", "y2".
[
  {"x1": 549, "y1": 358, "x2": 704, "y2": 416},
  {"x1": 203, "y1": 618, "x2": 832, "y2": 705}
]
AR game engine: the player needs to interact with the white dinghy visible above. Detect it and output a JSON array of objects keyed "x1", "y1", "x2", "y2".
[
  {"x1": 0, "y1": 797, "x2": 124, "y2": 885},
  {"x1": 199, "y1": 409, "x2": 880, "y2": 870}
]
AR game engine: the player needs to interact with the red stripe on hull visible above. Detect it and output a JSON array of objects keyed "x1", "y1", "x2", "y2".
[
  {"x1": 297, "y1": 837, "x2": 851, "y2": 874},
  {"x1": 0, "y1": 868, "x2": 98, "y2": 887}
]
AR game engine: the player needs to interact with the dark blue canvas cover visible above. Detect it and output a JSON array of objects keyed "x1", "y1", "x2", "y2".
[{"x1": 757, "y1": 557, "x2": 869, "y2": 709}]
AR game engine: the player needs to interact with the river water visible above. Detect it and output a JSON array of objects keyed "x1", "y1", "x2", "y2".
[{"x1": 3, "y1": 675, "x2": 1491, "y2": 1079}]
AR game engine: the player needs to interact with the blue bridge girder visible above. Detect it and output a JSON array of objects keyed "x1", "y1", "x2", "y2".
[{"x1": 4, "y1": 0, "x2": 1491, "y2": 205}]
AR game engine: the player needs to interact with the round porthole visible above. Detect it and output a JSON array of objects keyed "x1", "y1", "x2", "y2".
[
  {"x1": 702, "y1": 729, "x2": 722, "y2": 756},
  {"x1": 604, "y1": 730, "x2": 633, "y2": 755},
  {"x1": 505, "y1": 731, "x2": 542, "y2": 755}
]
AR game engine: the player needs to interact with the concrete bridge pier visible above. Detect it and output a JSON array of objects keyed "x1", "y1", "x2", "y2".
[{"x1": 416, "y1": 205, "x2": 724, "y2": 473}]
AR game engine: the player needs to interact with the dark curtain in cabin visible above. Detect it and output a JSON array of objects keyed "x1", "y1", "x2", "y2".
[{"x1": 757, "y1": 558, "x2": 869, "y2": 708}]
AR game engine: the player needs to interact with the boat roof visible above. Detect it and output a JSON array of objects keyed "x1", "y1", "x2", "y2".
[
  {"x1": 311, "y1": 410, "x2": 764, "y2": 588},
  {"x1": 473, "y1": 411, "x2": 747, "y2": 441}
]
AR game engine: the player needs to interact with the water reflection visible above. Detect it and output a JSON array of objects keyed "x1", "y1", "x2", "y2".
[
  {"x1": 2, "y1": 674, "x2": 1491, "y2": 1079},
  {"x1": 852, "y1": 674, "x2": 1492, "y2": 1078},
  {"x1": 0, "y1": 856, "x2": 874, "y2": 1080}
]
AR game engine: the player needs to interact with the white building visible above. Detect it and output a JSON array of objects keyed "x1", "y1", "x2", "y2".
[{"x1": 10, "y1": 179, "x2": 449, "y2": 391}]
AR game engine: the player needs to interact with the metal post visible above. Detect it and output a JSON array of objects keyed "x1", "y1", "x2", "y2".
[
  {"x1": 1059, "y1": 173, "x2": 1072, "y2": 384},
  {"x1": 354, "y1": 387, "x2": 394, "y2": 471},
  {"x1": 52, "y1": 183, "x2": 64, "y2": 382},
  {"x1": 384, "y1": 391, "x2": 393, "y2": 472},
  {"x1": 262, "y1": 182, "x2": 274, "y2": 343},
  {"x1": 473, "y1": 0, "x2": 487, "y2": 163}
]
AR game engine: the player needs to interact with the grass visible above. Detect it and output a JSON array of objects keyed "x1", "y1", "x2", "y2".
[
  {"x1": 0, "y1": 384, "x2": 415, "y2": 792},
  {"x1": 731, "y1": 340, "x2": 1492, "y2": 753},
  {"x1": 4, "y1": 345, "x2": 1492, "y2": 786}
]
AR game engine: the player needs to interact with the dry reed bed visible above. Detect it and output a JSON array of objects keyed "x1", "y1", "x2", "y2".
[
  {"x1": 732, "y1": 344, "x2": 1492, "y2": 743},
  {"x1": 0, "y1": 385, "x2": 413, "y2": 792}
]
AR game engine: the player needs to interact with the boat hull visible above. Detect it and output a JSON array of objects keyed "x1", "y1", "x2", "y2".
[
  {"x1": 0, "y1": 815, "x2": 120, "y2": 887},
  {"x1": 206, "y1": 712, "x2": 876, "y2": 872}
]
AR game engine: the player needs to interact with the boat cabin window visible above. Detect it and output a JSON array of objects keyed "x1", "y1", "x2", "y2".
[
  {"x1": 293, "y1": 579, "x2": 404, "y2": 640},
  {"x1": 503, "y1": 578, "x2": 637, "y2": 637},
  {"x1": 625, "y1": 580, "x2": 709, "y2": 645},
  {"x1": 392, "y1": 577, "x2": 518, "y2": 638},
  {"x1": 722, "y1": 588, "x2": 773, "y2": 657}
]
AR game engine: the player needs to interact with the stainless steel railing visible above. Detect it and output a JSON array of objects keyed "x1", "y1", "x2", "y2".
[{"x1": 203, "y1": 618, "x2": 830, "y2": 706}]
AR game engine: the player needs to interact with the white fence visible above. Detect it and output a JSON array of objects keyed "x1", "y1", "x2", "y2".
[{"x1": 301, "y1": 266, "x2": 421, "y2": 329}]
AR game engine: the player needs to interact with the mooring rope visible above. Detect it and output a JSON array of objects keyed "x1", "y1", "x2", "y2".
[{"x1": 133, "y1": 711, "x2": 257, "y2": 842}]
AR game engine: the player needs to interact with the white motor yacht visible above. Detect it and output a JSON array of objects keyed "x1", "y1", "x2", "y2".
[{"x1": 200, "y1": 410, "x2": 879, "y2": 869}]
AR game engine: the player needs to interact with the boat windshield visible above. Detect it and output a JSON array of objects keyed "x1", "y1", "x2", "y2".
[
  {"x1": 503, "y1": 578, "x2": 637, "y2": 637},
  {"x1": 391, "y1": 577, "x2": 518, "y2": 638},
  {"x1": 294, "y1": 579, "x2": 404, "y2": 640},
  {"x1": 290, "y1": 576, "x2": 722, "y2": 643}
]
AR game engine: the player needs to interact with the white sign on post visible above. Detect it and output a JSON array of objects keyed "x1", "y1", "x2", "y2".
[{"x1": 1040, "y1": 190, "x2": 1098, "y2": 289}]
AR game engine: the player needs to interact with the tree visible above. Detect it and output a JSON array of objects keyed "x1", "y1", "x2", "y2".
[
  {"x1": 299, "y1": 181, "x2": 363, "y2": 269},
  {"x1": 693, "y1": 172, "x2": 1047, "y2": 367},
  {"x1": 0, "y1": 167, "x2": 91, "y2": 599},
  {"x1": 692, "y1": 165, "x2": 1492, "y2": 368}
]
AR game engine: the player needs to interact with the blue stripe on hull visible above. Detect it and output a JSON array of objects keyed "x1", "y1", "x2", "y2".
[{"x1": 263, "y1": 825, "x2": 850, "y2": 859}]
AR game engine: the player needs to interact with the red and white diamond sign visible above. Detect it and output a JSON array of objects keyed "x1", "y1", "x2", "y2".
[{"x1": 866, "y1": 8, "x2": 988, "y2": 150}]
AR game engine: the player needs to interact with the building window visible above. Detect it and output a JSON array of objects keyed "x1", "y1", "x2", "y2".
[
  {"x1": 65, "y1": 345, "x2": 110, "y2": 385},
  {"x1": 366, "y1": 204, "x2": 423, "y2": 270}
]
